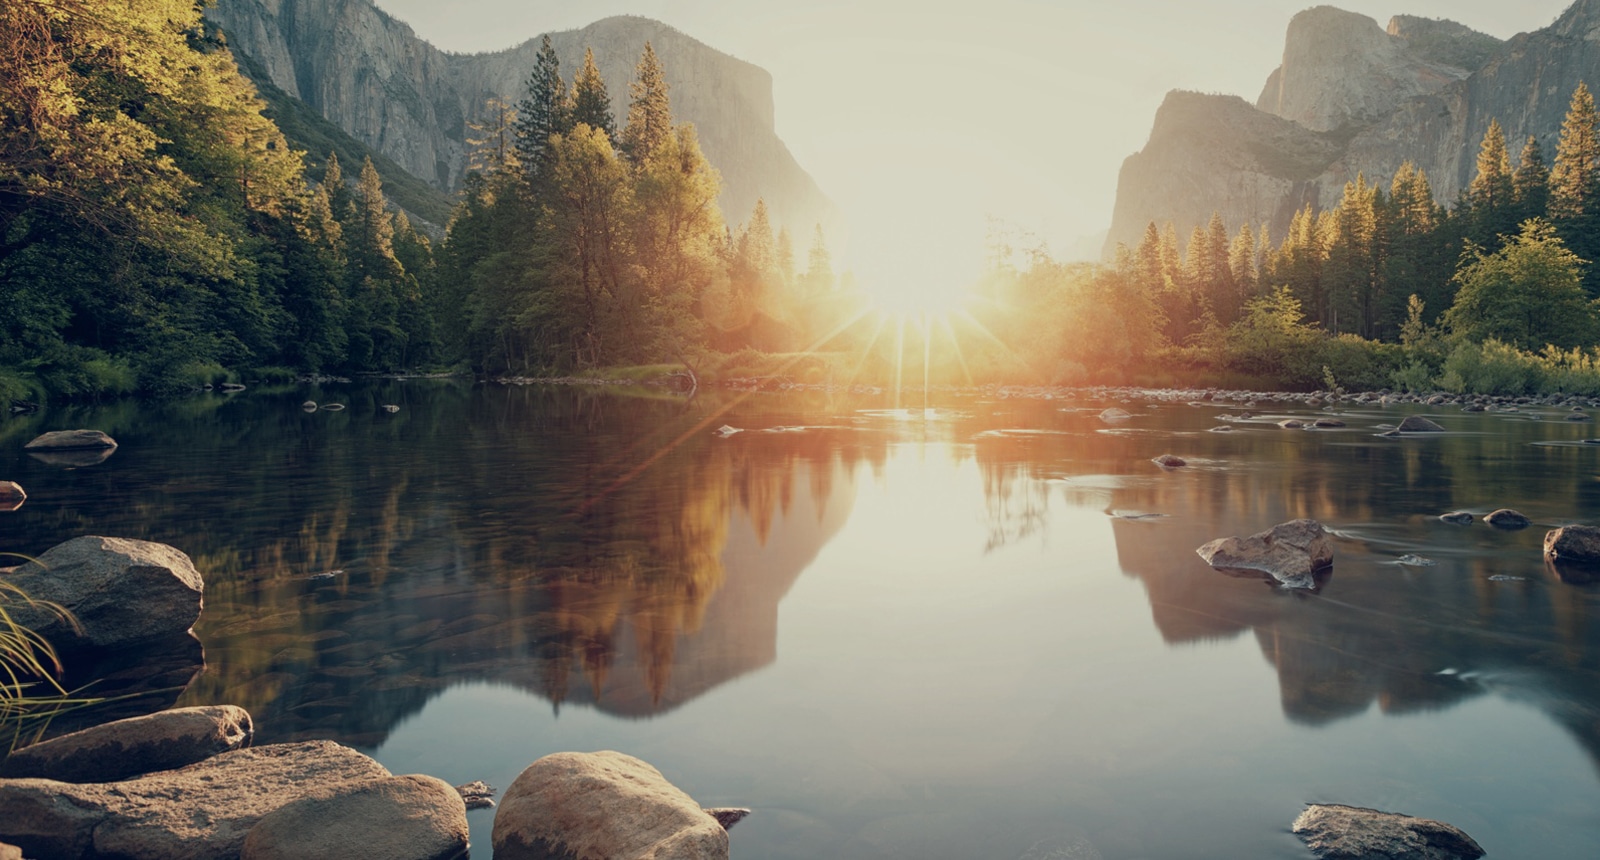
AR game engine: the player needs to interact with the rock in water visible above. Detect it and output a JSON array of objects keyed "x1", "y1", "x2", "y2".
[
  {"x1": 1397, "y1": 415, "x2": 1446, "y2": 432},
  {"x1": 22, "y1": 430, "x2": 117, "y2": 451},
  {"x1": 1292, "y1": 803, "x2": 1484, "y2": 860},
  {"x1": 1312, "y1": 417, "x2": 1346, "y2": 428},
  {"x1": 0, "y1": 741, "x2": 391, "y2": 860},
  {"x1": 1196, "y1": 519, "x2": 1333, "y2": 589},
  {"x1": 1439, "y1": 512, "x2": 1474, "y2": 525},
  {"x1": 381, "y1": 404, "x2": 400, "y2": 413},
  {"x1": 1098, "y1": 408, "x2": 1131, "y2": 422},
  {"x1": 454, "y1": 780, "x2": 495, "y2": 810},
  {"x1": 492, "y1": 751, "x2": 729, "y2": 860},
  {"x1": 302, "y1": 400, "x2": 317, "y2": 411},
  {"x1": 240, "y1": 774, "x2": 468, "y2": 860},
  {"x1": 3, "y1": 536, "x2": 204, "y2": 652},
  {"x1": 1484, "y1": 509, "x2": 1531, "y2": 529},
  {"x1": 1545, "y1": 524, "x2": 1600, "y2": 564},
  {"x1": 1278, "y1": 418, "x2": 1305, "y2": 429},
  {"x1": 703, "y1": 808, "x2": 751, "y2": 831},
  {"x1": 1152, "y1": 454, "x2": 1187, "y2": 468},
  {"x1": 0, "y1": 482, "x2": 23, "y2": 512},
  {"x1": 0, "y1": 706, "x2": 253, "y2": 783}
]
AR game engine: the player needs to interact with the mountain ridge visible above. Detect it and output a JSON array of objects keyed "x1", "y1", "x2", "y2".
[
  {"x1": 206, "y1": 0, "x2": 836, "y2": 235},
  {"x1": 1104, "y1": 2, "x2": 1599, "y2": 258}
]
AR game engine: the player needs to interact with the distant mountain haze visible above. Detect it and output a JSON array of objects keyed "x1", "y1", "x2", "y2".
[
  {"x1": 205, "y1": 0, "x2": 837, "y2": 236},
  {"x1": 1106, "y1": 0, "x2": 1600, "y2": 257}
]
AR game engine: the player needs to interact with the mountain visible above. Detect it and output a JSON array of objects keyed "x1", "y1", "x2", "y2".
[
  {"x1": 206, "y1": 0, "x2": 836, "y2": 235},
  {"x1": 1103, "y1": 2, "x2": 1600, "y2": 256}
]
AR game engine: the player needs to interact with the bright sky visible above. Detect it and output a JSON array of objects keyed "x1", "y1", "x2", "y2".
[{"x1": 372, "y1": 0, "x2": 1575, "y2": 297}]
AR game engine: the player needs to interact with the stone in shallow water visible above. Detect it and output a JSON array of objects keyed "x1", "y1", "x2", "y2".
[
  {"x1": 1439, "y1": 512, "x2": 1474, "y2": 525},
  {"x1": 1195, "y1": 519, "x2": 1333, "y2": 589},
  {"x1": 1397, "y1": 415, "x2": 1446, "y2": 432},
  {"x1": 1544, "y1": 524, "x2": 1600, "y2": 564},
  {"x1": 23, "y1": 429, "x2": 117, "y2": 451},
  {"x1": 0, "y1": 705, "x2": 253, "y2": 783},
  {"x1": 1484, "y1": 509, "x2": 1531, "y2": 529},
  {"x1": 1292, "y1": 803, "x2": 1484, "y2": 860},
  {"x1": 240, "y1": 774, "x2": 468, "y2": 860},
  {"x1": 4, "y1": 536, "x2": 204, "y2": 653},
  {"x1": 1098, "y1": 408, "x2": 1131, "y2": 422},
  {"x1": 1151, "y1": 454, "x2": 1186, "y2": 468}
]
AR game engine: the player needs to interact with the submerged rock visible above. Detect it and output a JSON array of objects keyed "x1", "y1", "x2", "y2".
[
  {"x1": 320, "y1": 403, "x2": 345, "y2": 411},
  {"x1": 240, "y1": 774, "x2": 468, "y2": 860},
  {"x1": 703, "y1": 808, "x2": 751, "y2": 831},
  {"x1": 4, "y1": 536, "x2": 204, "y2": 653},
  {"x1": 301, "y1": 400, "x2": 317, "y2": 411},
  {"x1": 1278, "y1": 418, "x2": 1305, "y2": 429},
  {"x1": 381, "y1": 404, "x2": 401, "y2": 413},
  {"x1": 1152, "y1": 454, "x2": 1187, "y2": 468},
  {"x1": 493, "y1": 751, "x2": 729, "y2": 860},
  {"x1": 1545, "y1": 524, "x2": 1600, "y2": 565},
  {"x1": 1195, "y1": 519, "x2": 1333, "y2": 589},
  {"x1": 0, "y1": 705, "x2": 253, "y2": 784},
  {"x1": 455, "y1": 780, "x2": 495, "y2": 810},
  {"x1": 0, "y1": 741, "x2": 392, "y2": 860},
  {"x1": 23, "y1": 430, "x2": 117, "y2": 451},
  {"x1": 1397, "y1": 415, "x2": 1446, "y2": 432},
  {"x1": 1098, "y1": 408, "x2": 1132, "y2": 422},
  {"x1": 1292, "y1": 803, "x2": 1484, "y2": 860},
  {"x1": 1484, "y1": 509, "x2": 1531, "y2": 529},
  {"x1": 1312, "y1": 417, "x2": 1346, "y2": 428},
  {"x1": 1439, "y1": 512, "x2": 1475, "y2": 525}
]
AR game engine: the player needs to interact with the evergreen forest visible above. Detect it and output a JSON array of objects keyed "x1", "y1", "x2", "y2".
[{"x1": 12, "y1": 0, "x2": 1600, "y2": 400}]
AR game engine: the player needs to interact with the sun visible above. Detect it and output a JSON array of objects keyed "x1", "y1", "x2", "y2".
[{"x1": 853, "y1": 264, "x2": 977, "y2": 318}]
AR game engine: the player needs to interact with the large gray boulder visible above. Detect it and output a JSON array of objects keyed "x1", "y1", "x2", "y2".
[
  {"x1": 0, "y1": 706, "x2": 253, "y2": 783},
  {"x1": 0, "y1": 740, "x2": 391, "y2": 860},
  {"x1": 22, "y1": 430, "x2": 116, "y2": 451},
  {"x1": 240, "y1": 774, "x2": 468, "y2": 860},
  {"x1": 1196, "y1": 519, "x2": 1333, "y2": 589},
  {"x1": 1292, "y1": 804, "x2": 1484, "y2": 860},
  {"x1": 4, "y1": 536, "x2": 204, "y2": 652},
  {"x1": 1545, "y1": 524, "x2": 1600, "y2": 564},
  {"x1": 492, "y1": 751, "x2": 729, "y2": 860}
]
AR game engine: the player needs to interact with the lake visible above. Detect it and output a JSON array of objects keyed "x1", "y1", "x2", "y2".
[{"x1": 5, "y1": 381, "x2": 1600, "y2": 858}]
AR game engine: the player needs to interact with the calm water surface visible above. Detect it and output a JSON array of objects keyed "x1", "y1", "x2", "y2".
[{"x1": 6, "y1": 382, "x2": 1600, "y2": 858}]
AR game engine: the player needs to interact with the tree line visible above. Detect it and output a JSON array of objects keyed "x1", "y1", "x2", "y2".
[
  {"x1": 986, "y1": 80, "x2": 1600, "y2": 392},
  {"x1": 0, "y1": 0, "x2": 847, "y2": 400}
]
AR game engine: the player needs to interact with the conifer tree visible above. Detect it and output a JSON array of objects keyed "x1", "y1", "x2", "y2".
[
  {"x1": 571, "y1": 48, "x2": 616, "y2": 140},
  {"x1": 514, "y1": 35, "x2": 571, "y2": 181},
  {"x1": 621, "y1": 42, "x2": 671, "y2": 165},
  {"x1": 1468, "y1": 119, "x2": 1517, "y2": 248},
  {"x1": 775, "y1": 227, "x2": 796, "y2": 290},
  {"x1": 1551, "y1": 82, "x2": 1600, "y2": 220},
  {"x1": 802, "y1": 224, "x2": 835, "y2": 296},
  {"x1": 1204, "y1": 212, "x2": 1235, "y2": 322},
  {"x1": 322, "y1": 152, "x2": 351, "y2": 222},
  {"x1": 1229, "y1": 223, "x2": 1257, "y2": 301},
  {"x1": 1514, "y1": 135, "x2": 1551, "y2": 222}
]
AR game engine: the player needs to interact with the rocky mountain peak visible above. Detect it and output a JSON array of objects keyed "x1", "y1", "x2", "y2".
[
  {"x1": 1552, "y1": 0, "x2": 1600, "y2": 38},
  {"x1": 1386, "y1": 15, "x2": 1503, "y2": 72},
  {"x1": 1256, "y1": 5, "x2": 1472, "y2": 132}
]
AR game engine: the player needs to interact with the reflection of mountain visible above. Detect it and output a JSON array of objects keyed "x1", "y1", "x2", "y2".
[{"x1": 964, "y1": 400, "x2": 1600, "y2": 775}]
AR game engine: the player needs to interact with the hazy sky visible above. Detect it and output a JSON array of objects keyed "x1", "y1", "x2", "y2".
[{"x1": 373, "y1": 0, "x2": 1576, "y2": 292}]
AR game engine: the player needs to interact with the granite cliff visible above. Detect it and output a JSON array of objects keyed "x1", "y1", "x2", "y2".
[
  {"x1": 206, "y1": 0, "x2": 835, "y2": 234},
  {"x1": 1106, "y1": 1, "x2": 1600, "y2": 257}
]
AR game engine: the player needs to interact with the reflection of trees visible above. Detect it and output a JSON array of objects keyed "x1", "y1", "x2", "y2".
[
  {"x1": 966, "y1": 399, "x2": 1600, "y2": 774},
  {"x1": 3, "y1": 383, "x2": 877, "y2": 744}
]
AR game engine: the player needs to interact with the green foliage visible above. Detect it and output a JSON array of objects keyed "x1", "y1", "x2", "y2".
[{"x1": 1443, "y1": 219, "x2": 1597, "y2": 350}]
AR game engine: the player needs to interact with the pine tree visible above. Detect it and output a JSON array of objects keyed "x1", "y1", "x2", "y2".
[
  {"x1": 571, "y1": 48, "x2": 616, "y2": 140},
  {"x1": 1551, "y1": 82, "x2": 1600, "y2": 220},
  {"x1": 322, "y1": 152, "x2": 351, "y2": 222},
  {"x1": 514, "y1": 35, "x2": 571, "y2": 181},
  {"x1": 1229, "y1": 223, "x2": 1257, "y2": 301},
  {"x1": 1514, "y1": 135, "x2": 1551, "y2": 223},
  {"x1": 1468, "y1": 119, "x2": 1517, "y2": 249},
  {"x1": 466, "y1": 98, "x2": 519, "y2": 177},
  {"x1": 802, "y1": 224, "x2": 835, "y2": 296},
  {"x1": 621, "y1": 42, "x2": 671, "y2": 165},
  {"x1": 775, "y1": 227, "x2": 795, "y2": 290},
  {"x1": 1204, "y1": 212, "x2": 1235, "y2": 322}
]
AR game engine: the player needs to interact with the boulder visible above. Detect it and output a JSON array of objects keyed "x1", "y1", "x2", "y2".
[
  {"x1": 1397, "y1": 415, "x2": 1445, "y2": 432},
  {"x1": 0, "y1": 740, "x2": 391, "y2": 860},
  {"x1": 22, "y1": 430, "x2": 116, "y2": 451},
  {"x1": 455, "y1": 780, "x2": 495, "y2": 810},
  {"x1": 1544, "y1": 525, "x2": 1600, "y2": 565},
  {"x1": 1312, "y1": 418, "x2": 1346, "y2": 428},
  {"x1": 1196, "y1": 519, "x2": 1333, "y2": 589},
  {"x1": 1438, "y1": 512, "x2": 1475, "y2": 525},
  {"x1": 492, "y1": 751, "x2": 729, "y2": 860},
  {"x1": 1152, "y1": 454, "x2": 1187, "y2": 468},
  {"x1": 0, "y1": 705, "x2": 252, "y2": 783},
  {"x1": 1292, "y1": 804, "x2": 1484, "y2": 860},
  {"x1": 1484, "y1": 509, "x2": 1531, "y2": 529},
  {"x1": 1098, "y1": 408, "x2": 1131, "y2": 422},
  {"x1": 3, "y1": 536, "x2": 204, "y2": 652},
  {"x1": 240, "y1": 774, "x2": 468, "y2": 860},
  {"x1": 1278, "y1": 419, "x2": 1305, "y2": 429}
]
